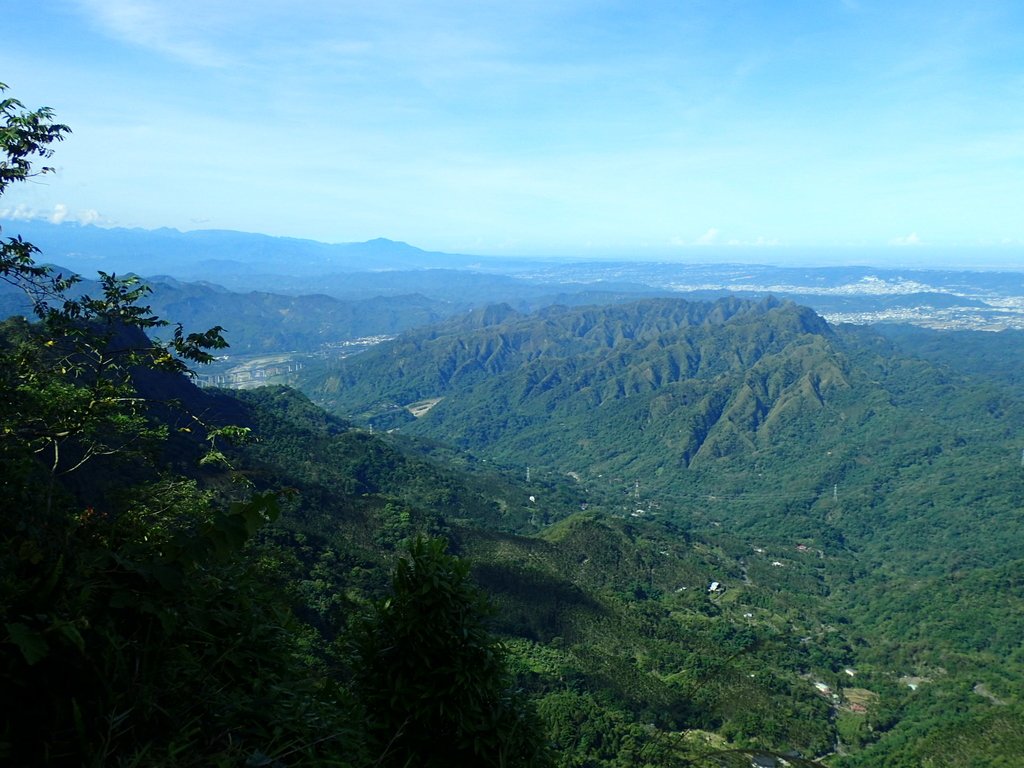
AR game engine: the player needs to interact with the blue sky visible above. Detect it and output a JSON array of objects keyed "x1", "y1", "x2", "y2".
[{"x1": 3, "y1": 1, "x2": 1024, "y2": 262}]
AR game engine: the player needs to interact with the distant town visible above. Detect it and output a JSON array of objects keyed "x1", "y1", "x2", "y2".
[
  {"x1": 513, "y1": 261, "x2": 1024, "y2": 331},
  {"x1": 196, "y1": 335, "x2": 394, "y2": 389}
]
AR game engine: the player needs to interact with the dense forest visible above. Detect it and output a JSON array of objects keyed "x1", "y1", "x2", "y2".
[
  {"x1": 291, "y1": 294, "x2": 1024, "y2": 765},
  {"x1": 4, "y1": 86, "x2": 1024, "y2": 768}
]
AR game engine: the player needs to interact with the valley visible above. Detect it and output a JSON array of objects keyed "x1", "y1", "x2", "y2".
[
  {"x1": 4, "y1": 223, "x2": 1024, "y2": 766},
  {"x1": 275, "y1": 294, "x2": 1024, "y2": 766},
  {"x1": 196, "y1": 335, "x2": 394, "y2": 389}
]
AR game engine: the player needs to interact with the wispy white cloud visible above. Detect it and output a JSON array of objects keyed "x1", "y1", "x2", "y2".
[
  {"x1": 695, "y1": 228, "x2": 720, "y2": 245},
  {"x1": 9, "y1": 1, "x2": 1024, "y2": 253},
  {"x1": 0, "y1": 204, "x2": 105, "y2": 226},
  {"x1": 671, "y1": 231, "x2": 780, "y2": 248},
  {"x1": 73, "y1": 0, "x2": 546, "y2": 75},
  {"x1": 0, "y1": 204, "x2": 38, "y2": 221},
  {"x1": 49, "y1": 203, "x2": 69, "y2": 224},
  {"x1": 726, "y1": 236, "x2": 780, "y2": 247},
  {"x1": 890, "y1": 232, "x2": 922, "y2": 246},
  {"x1": 74, "y1": 0, "x2": 233, "y2": 67}
]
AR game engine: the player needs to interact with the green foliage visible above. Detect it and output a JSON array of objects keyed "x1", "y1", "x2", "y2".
[
  {"x1": 0, "y1": 483, "x2": 322, "y2": 766},
  {"x1": 280, "y1": 295, "x2": 1024, "y2": 764},
  {"x1": 0, "y1": 86, "x2": 358, "y2": 766},
  {"x1": 0, "y1": 82, "x2": 70, "y2": 194},
  {"x1": 0, "y1": 268, "x2": 229, "y2": 509},
  {"x1": 351, "y1": 537, "x2": 549, "y2": 767},
  {"x1": 536, "y1": 690, "x2": 680, "y2": 767}
]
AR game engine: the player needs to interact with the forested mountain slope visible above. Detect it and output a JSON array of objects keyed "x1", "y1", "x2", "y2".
[
  {"x1": 221, "y1": 386, "x2": 844, "y2": 762},
  {"x1": 298, "y1": 297, "x2": 1024, "y2": 570},
  {"x1": 289, "y1": 295, "x2": 1024, "y2": 766},
  {"x1": 138, "y1": 277, "x2": 673, "y2": 354},
  {"x1": 874, "y1": 323, "x2": 1024, "y2": 388},
  {"x1": 7, "y1": 273, "x2": 1022, "y2": 765},
  {"x1": 0, "y1": 286, "x2": 841, "y2": 765},
  {"x1": 306, "y1": 295, "x2": 838, "y2": 452},
  {"x1": 0, "y1": 267, "x2": 676, "y2": 356},
  {"x1": 0, "y1": 269, "x2": 459, "y2": 353}
]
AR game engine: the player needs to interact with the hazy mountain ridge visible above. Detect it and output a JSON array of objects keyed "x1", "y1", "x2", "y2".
[
  {"x1": 8, "y1": 220, "x2": 478, "y2": 275},
  {"x1": 10, "y1": 221, "x2": 1024, "y2": 330},
  {"x1": 0, "y1": 267, "x2": 464, "y2": 354},
  {"x1": 144, "y1": 280, "x2": 455, "y2": 353}
]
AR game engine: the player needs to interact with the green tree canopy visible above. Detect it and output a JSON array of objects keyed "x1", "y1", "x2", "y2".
[
  {"x1": 0, "y1": 82, "x2": 320, "y2": 768},
  {"x1": 353, "y1": 536, "x2": 549, "y2": 767}
]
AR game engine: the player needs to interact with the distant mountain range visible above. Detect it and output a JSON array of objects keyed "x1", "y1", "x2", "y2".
[
  {"x1": 5, "y1": 220, "x2": 1024, "y2": 330},
  {"x1": 7, "y1": 220, "x2": 485, "y2": 277}
]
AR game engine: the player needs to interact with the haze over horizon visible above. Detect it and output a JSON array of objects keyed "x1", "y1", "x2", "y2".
[{"x1": 4, "y1": 1, "x2": 1024, "y2": 265}]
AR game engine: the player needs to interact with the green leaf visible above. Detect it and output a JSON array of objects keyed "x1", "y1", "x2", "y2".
[
  {"x1": 5, "y1": 622, "x2": 48, "y2": 665},
  {"x1": 199, "y1": 448, "x2": 229, "y2": 467},
  {"x1": 56, "y1": 621, "x2": 85, "y2": 654}
]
